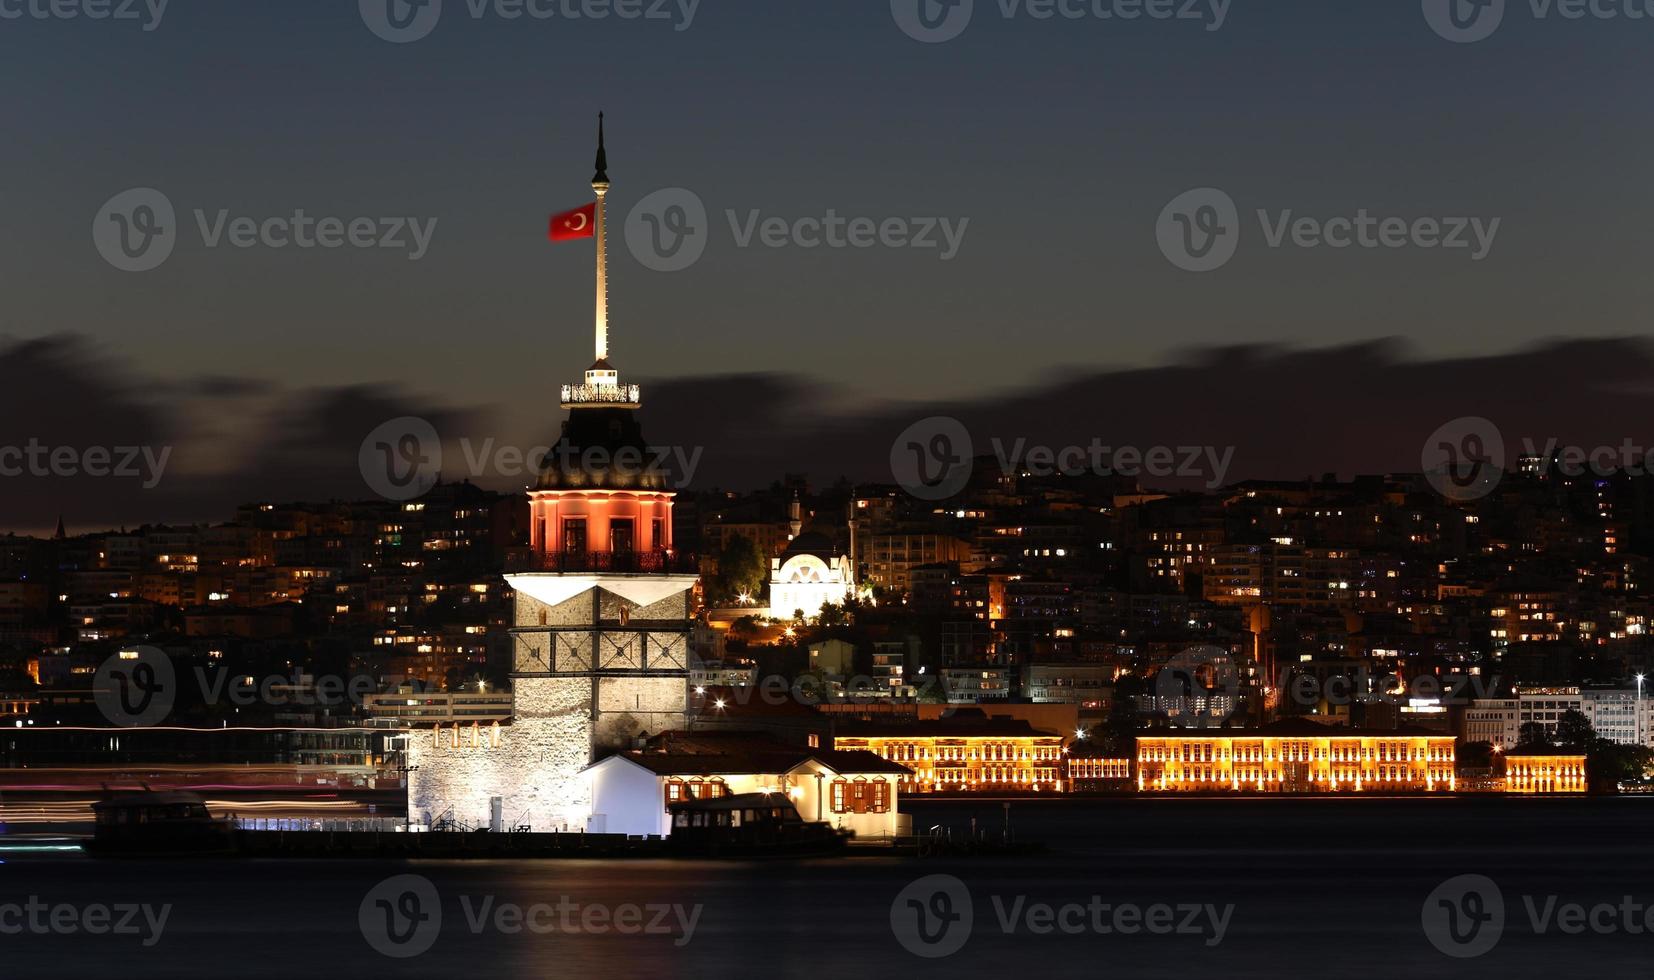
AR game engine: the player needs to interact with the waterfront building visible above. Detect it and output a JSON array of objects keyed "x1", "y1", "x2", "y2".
[
  {"x1": 1464, "y1": 686, "x2": 1652, "y2": 750},
  {"x1": 583, "y1": 732, "x2": 908, "y2": 838},
  {"x1": 1135, "y1": 720, "x2": 1457, "y2": 792},
  {"x1": 833, "y1": 709, "x2": 1068, "y2": 792},
  {"x1": 1503, "y1": 746, "x2": 1588, "y2": 793}
]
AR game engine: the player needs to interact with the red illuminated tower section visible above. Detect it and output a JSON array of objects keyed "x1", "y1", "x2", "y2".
[{"x1": 527, "y1": 112, "x2": 677, "y2": 567}]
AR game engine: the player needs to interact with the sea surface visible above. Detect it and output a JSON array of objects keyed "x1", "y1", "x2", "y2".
[{"x1": 2, "y1": 796, "x2": 1649, "y2": 979}]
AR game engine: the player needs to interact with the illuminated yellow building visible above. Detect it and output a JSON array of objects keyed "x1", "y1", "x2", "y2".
[
  {"x1": 1136, "y1": 720, "x2": 1457, "y2": 793},
  {"x1": 833, "y1": 710, "x2": 1067, "y2": 792},
  {"x1": 1066, "y1": 756, "x2": 1133, "y2": 790},
  {"x1": 1503, "y1": 748, "x2": 1587, "y2": 793}
]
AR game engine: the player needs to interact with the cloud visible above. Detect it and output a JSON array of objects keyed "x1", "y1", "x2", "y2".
[{"x1": 2, "y1": 333, "x2": 1648, "y2": 534}]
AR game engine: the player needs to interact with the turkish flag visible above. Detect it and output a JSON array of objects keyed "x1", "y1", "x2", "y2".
[{"x1": 549, "y1": 202, "x2": 597, "y2": 242}]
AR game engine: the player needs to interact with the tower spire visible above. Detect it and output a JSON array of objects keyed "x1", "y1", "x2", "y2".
[
  {"x1": 564, "y1": 113, "x2": 637, "y2": 409},
  {"x1": 592, "y1": 112, "x2": 610, "y2": 368},
  {"x1": 593, "y1": 111, "x2": 609, "y2": 185}
]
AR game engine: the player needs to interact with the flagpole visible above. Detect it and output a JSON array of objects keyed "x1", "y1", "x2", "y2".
[{"x1": 592, "y1": 112, "x2": 610, "y2": 366}]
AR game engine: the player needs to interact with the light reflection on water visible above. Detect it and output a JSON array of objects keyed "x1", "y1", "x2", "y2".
[{"x1": 0, "y1": 797, "x2": 1647, "y2": 979}]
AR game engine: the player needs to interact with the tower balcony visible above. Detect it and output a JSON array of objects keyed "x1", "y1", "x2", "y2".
[
  {"x1": 561, "y1": 383, "x2": 641, "y2": 408},
  {"x1": 505, "y1": 549, "x2": 699, "y2": 575}
]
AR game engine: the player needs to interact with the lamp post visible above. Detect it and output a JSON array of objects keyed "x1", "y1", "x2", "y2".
[{"x1": 1638, "y1": 673, "x2": 1647, "y2": 747}]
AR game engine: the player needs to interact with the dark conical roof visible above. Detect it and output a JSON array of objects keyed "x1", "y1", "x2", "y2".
[{"x1": 536, "y1": 404, "x2": 668, "y2": 491}]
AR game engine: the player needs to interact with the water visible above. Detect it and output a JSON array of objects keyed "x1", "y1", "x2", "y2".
[{"x1": 1, "y1": 797, "x2": 1648, "y2": 978}]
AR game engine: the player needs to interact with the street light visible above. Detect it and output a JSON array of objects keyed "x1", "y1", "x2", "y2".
[{"x1": 1638, "y1": 674, "x2": 1647, "y2": 745}]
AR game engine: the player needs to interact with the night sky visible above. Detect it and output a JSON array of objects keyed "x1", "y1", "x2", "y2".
[{"x1": 2, "y1": 1, "x2": 1651, "y2": 529}]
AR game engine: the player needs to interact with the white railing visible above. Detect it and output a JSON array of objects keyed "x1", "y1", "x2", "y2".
[{"x1": 561, "y1": 383, "x2": 640, "y2": 405}]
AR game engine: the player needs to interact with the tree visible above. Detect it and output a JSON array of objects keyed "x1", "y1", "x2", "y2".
[
  {"x1": 1106, "y1": 675, "x2": 1146, "y2": 757},
  {"x1": 1459, "y1": 740, "x2": 1497, "y2": 771},
  {"x1": 1587, "y1": 740, "x2": 1654, "y2": 793},
  {"x1": 1555, "y1": 709, "x2": 1595, "y2": 751},
  {"x1": 714, "y1": 533, "x2": 766, "y2": 602},
  {"x1": 1517, "y1": 721, "x2": 1549, "y2": 748},
  {"x1": 818, "y1": 601, "x2": 850, "y2": 627}
]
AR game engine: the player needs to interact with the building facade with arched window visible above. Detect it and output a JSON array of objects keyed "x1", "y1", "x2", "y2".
[
  {"x1": 769, "y1": 532, "x2": 851, "y2": 620},
  {"x1": 1504, "y1": 748, "x2": 1588, "y2": 793}
]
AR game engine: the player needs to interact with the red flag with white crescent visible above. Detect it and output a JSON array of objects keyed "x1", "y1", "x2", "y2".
[{"x1": 549, "y1": 202, "x2": 597, "y2": 242}]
